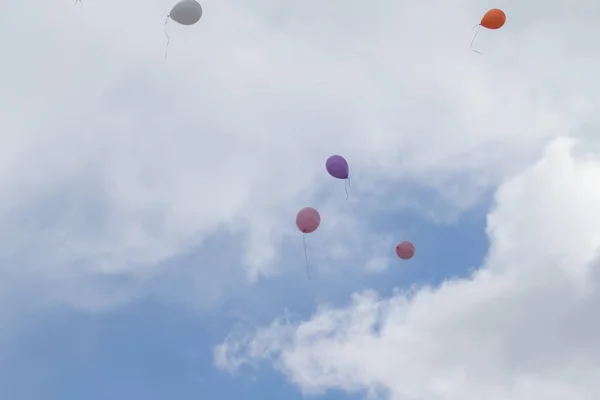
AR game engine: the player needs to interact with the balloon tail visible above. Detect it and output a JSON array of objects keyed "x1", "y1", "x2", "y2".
[
  {"x1": 344, "y1": 180, "x2": 349, "y2": 200},
  {"x1": 470, "y1": 24, "x2": 482, "y2": 55},
  {"x1": 75, "y1": 0, "x2": 81, "y2": 3},
  {"x1": 303, "y1": 234, "x2": 311, "y2": 280},
  {"x1": 164, "y1": 16, "x2": 171, "y2": 59}
]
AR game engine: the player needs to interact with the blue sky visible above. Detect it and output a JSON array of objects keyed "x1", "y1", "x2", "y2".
[
  {"x1": 0, "y1": 198, "x2": 490, "y2": 399},
  {"x1": 2, "y1": 0, "x2": 600, "y2": 399}
]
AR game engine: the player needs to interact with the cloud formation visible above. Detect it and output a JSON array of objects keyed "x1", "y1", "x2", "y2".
[
  {"x1": 215, "y1": 138, "x2": 600, "y2": 400},
  {"x1": 0, "y1": 0, "x2": 598, "y2": 311}
]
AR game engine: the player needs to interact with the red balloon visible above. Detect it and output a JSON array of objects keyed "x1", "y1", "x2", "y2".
[
  {"x1": 396, "y1": 241, "x2": 415, "y2": 260},
  {"x1": 296, "y1": 207, "x2": 320, "y2": 234}
]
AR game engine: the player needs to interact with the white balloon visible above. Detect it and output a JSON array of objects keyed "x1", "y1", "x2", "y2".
[{"x1": 169, "y1": 0, "x2": 203, "y2": 25}]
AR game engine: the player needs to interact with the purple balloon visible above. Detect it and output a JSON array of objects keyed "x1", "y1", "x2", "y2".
[{"x1": 326, "y1": 155, "x2": 349, "y2": 179}]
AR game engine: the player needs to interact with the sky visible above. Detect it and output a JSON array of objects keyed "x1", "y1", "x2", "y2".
[{"x1": 0, "y1": 0, "x2": 600, "y2": 398}]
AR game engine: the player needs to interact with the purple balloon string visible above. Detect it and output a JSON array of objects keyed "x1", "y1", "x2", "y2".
[{"x1": 344, "y1": 180, "x2": 348, "y2": 200}]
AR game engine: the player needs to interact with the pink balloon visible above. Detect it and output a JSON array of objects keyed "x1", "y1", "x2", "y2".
[
  {"x1": 296, "y1": 207, "x2": 321, "y2": 234},
  {"x1": 395, "y1": 241, "x2": 415, "y2": 260}
]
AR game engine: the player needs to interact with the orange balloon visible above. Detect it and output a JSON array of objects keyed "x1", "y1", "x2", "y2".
[{"x1": 480, "y1": 8, "x2": 506, "y2": 30}]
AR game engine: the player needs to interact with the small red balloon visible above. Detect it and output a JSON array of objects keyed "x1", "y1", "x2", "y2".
[{"x1": 396, "y1": 241, "x2": 415, "y2": 260}]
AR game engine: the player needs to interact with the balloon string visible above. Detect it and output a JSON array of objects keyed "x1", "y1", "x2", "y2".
[
  {"x1": 470, "y1": 24, "x2": 482, "y2": 55},
  {"x1": 303, "y1": 234, "x2": 311, "y2": 280},
  {"x1": 344, "y1": 180, "x2": 349, "y2": 200},
  {"x1": 164, "y1": 16, "x2": 171, "y2": 59}
]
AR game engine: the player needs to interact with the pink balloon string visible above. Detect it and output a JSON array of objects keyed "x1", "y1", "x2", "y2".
[{"x1": 303, "y1": 234, "x2": 311, "y2": 280}]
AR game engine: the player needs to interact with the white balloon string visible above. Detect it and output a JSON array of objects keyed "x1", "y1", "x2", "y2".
[
  {"x1": 164, "y1": 16, "x2": 171, "y2": 59},
  {"x1": 344, "y1": 180, "x2": 349, "y2": 200},
  {"x1": 303, "y1": 234, "x2": 311, "y2": 280},
  {"x1": 470, "y1": 24, "x2": 482, "y2": 55}
]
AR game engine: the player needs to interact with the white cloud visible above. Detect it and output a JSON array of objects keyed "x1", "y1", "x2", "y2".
[
  {"x1": 215, "y1": 137, "x2": 600, "y2": 399},
  {"x1": 0, "y1": 0, "x2": 598, "y2": 309}
]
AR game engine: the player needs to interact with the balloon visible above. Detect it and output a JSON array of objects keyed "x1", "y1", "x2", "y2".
[
  {"x1": 470, "y1": 8, "x2": 506, "y2": 54},
  {"x1": 480, "y1": 8, "x2": 506, "y2": 29},
  {"x1": 326, "y1": 155, "x2": 349, "y2": 180},
  {"x1": 169, "y1": 0, "x2": 203, "y2": 25},
  {"x1": 396, "y1": 241, "x2": 415, "y2": 260},
  {"x1": 296, "y1": 207, "x2": 320, "y2": 234}
]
